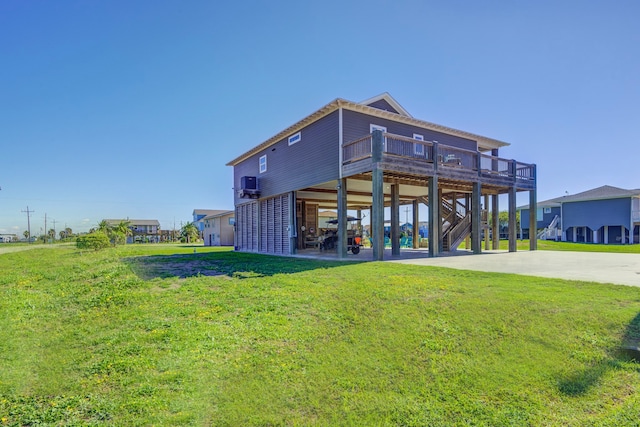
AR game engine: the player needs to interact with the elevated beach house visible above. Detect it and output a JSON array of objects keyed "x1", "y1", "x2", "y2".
[
  {"x1": 520, "y1": 185, "x2": 640, "y2": 244},
  {"x1": 226, "y1": 93, "x2": 537, "y2": 260}
]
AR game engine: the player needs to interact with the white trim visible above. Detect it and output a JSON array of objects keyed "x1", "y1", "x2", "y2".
[
  {"x1": 360, "y1": 92, "x2": 413, "y2": 117},
  {"x1": 370, "y1": 124, "x2": 387, "y2": 133},
  {"x1": 259, "y1": 155, "x2": 267, "y2": 173},
  {"x1": 288, "y1": 132, "x2": 301, "y2": 146},
  {"x1": 371, "y1": 124, "x2": 387, "y2": 151},
  {"x1": 413, "y1": 133, "x2": 424, "y2": 155}
]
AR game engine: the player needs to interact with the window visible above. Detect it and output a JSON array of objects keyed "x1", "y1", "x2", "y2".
[
  {"x1": 370, "y1": 124, "x2": 387, "y2": 151},
  {"x1": 543, "y1": 207, "x2": 551, "y2": 214},
  {"x1": 370, "y1": 124, "x2": 387, "y2": 134},
  {"x1": 259, "y1": 155, "x2": 267, "y2": 173},
  {"x1": 288, "y1": 132, "x2": 301, "y2": 146},
  {"x1": 413, "y1": 133, "x2": 424, "y2": 156},
  {"x1": 229, "y1": 217, "x2": 235, "y2": 225}
]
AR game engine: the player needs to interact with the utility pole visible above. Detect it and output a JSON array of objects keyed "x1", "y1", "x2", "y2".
[
  {"x1": 44, "y1": 213, "x2": 47, "y2": 243},
  {"x1": 22, "y1": 206, "x2": 34, "y2": 243},
  {"x1": 52, "y1": 219, "x2": 57, "y2": 242}
]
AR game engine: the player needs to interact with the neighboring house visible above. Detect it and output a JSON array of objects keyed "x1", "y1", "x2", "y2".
[
  {"x1": 193, "y1": 209, "x2": 230, "y2": 238},
  {"x1": 0, "y1": 234, "x2": 17, "y2": 243},
  {"x1": 226, "y1": 93, "x2": 537, "y2": 259},
  {"x1": 518, "y1": 197, "x2": 563, "y2": 240},
  {"x1": 105, "y1": 219, "x2": 161, "y2": 243},
  {"x1": 202, "y1": 210, "x2": 235, "y2": 246},
  {"x1": 318, "y1": 210, "x2": 338, "y2": 229},
  {"x1": 520, "y1": 185, "x2": 640, "y2": 244}
]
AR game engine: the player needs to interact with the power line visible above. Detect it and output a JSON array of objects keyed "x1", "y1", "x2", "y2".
[{"x1": 21, "y1": 206, "x2": 34, "y2": 243}]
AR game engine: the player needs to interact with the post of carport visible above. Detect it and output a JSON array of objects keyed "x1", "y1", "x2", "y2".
[
  {"x1": 492, "y1": 194, "x2": 500, "y2": 250},
  {"x1": 508, "y1": 160, "x2": 517, "y2": 252},
  {"x1": 529, "y1": 164, "x2": 537, "y2": 251},
  {"x1": 471, "y1": 182, "x2": 482, "y2": 254},
  {"x1": 371, "y1": 130, "x2": 385, "y2": 261},
  {"x1": 337, "y1": 178, "x2": 348, "y2": 259},
  {"x1": 428, "y1": 142, "x2": 440, "y2": 257},
  {"x1": 412, "y1": 199, "x2": 420, "y2": 249},
  {"x1": 428, "y1": 176, "x2": 440, "y2": 257},
  {"x1": 391, "y1": 183, "x2": 400, "y2": 256},
  {"x1": 484, "y1": 194, "x2": 490, "y2": 251}
]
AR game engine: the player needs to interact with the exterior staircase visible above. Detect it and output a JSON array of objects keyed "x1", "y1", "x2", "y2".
[
  {"x1": 537, "y1": 215, "x2": 560, "y2": 240},
  {"x1": 418, "y1": 195, "x2": 476, "y2": 252}
]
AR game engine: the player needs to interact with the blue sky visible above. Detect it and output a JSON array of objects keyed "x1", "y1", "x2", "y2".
[{"x1": 1, "y1": 0, "x2": 638, "y2": 235}]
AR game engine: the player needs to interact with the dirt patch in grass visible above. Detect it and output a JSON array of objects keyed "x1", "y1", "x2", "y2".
[{"x1": 127, "y1": 254, "x2": 226, "y2": 279}]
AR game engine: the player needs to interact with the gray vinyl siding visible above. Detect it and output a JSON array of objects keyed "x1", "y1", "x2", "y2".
[
  {"x1": 233, "y1": 110, "x2": 340, "y2": 204},
  {"x1": 366, "y1": 99, "x2": 400, "y2": 114},
  {"x1": 342, "y1": 110, "x2": 478, "y2": 151},
  {"x1": 563, "y1": 198, "x2": 631, "y2": 232}
]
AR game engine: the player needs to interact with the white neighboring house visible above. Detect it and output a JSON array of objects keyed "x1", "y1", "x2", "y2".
[
  {"x1": 0, "y1": 234, "x2": 17, "y2": 243},
  {"x1": 201, "y1": 210, "x2": 235, "y2": 246}
]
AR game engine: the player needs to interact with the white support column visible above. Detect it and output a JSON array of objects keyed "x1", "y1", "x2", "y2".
[
  {"x1": 604, "y1": 226, "x2": 609, "y2": 244},
  {"x1": 593, "y1": 228, "x2": 599, "y2": 244},
  {"x1": 572, "y1": 227, "x2": 577, "y2": 243}
]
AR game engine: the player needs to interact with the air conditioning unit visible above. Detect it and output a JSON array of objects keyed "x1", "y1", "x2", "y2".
[{"x1": 239, "y1": 176, "x2": 260, "y2": 198}]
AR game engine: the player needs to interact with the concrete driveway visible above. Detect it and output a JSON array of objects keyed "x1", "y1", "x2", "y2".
[{"x1": 390, "y1": 250, "x2": 640, "y2": 287}]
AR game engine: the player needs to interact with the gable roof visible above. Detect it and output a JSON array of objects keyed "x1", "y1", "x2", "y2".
[
  {"x1": 226, "y1": 93, "x2": 510, "y2": 166},
  {"x1": 519, "y1": 185, "x2": 640, "y2": 209},
  {"x1": 193, "y1": 209, "x2": 229, "y2": 217},
  {"x1": 104, "y1": 219, "x2": 160, "y2": 226},
  {"x1": 559, "y1": 185, "x2": 640, "y2": 203},
  {"x1": 202, "y1": 210, "x2": 234, "y2": 220},
  {"x1": 359, "y1": 92, "x2": 413, "y2": 117}
]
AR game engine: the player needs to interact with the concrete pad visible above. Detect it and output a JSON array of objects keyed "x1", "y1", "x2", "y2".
[{"x1": 390, "y1": 250, "x2": 640, "y2": 287}]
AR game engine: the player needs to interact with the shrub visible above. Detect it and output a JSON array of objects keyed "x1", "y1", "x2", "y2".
[{"x1": 76, "y1": 232, "x2": 110, "y2": 250}]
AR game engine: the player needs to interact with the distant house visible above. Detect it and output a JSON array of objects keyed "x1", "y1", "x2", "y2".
[
  {"x1": 520, "y1": 185, "x2": 640, "y2": 244},
  {"x1": 201, "y1": 210, "x2": 235, "y2": 246},
  {"x1": 105, "y1": 219, "x2": 161, "y2": 243},
  {"x1": 0, "y1": 234, "x2": 17, "y2": 243},
  {"x1": 193, "y1": 209, "x2": 231, "y2": 239},
  {"x1": 318, "y1": 210, "x2": 338, "y2": 229},
  {"x1": 518, "y1": 197, "x2": 563, "y2": 240}
]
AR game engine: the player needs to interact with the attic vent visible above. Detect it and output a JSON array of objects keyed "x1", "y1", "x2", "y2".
[{"x1": 288, "y1": 132, "x2": 301, "y2": 146}]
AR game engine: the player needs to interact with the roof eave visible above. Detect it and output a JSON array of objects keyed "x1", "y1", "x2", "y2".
[{"x1": 226, "y1": 96, "x2": 510, "y2": 166}]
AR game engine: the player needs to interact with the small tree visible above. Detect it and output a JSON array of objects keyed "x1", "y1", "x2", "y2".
[
  {"x1": 112, "y1": 221, "x2": 132, "y2": 245},
  {"x1": 181, "y1": 222, "x2": 199, "y2": 243},
  {"x1": 23, "y1": 230, "x2": 29, "y2": 240},
  {"x1": 76, "y1": 232, "x2": 110, "y2": 250},
  {"x1": 95, "y1": 220, "x2": 130, "y2": 246},
  {"x1": 60, "y1": 227, "x2": 73, "y2": 240}
]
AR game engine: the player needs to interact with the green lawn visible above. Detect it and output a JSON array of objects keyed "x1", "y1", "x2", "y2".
[
  {"x1": 457, "y1": 238, "x2": 640, "y2": 254},
  {"x1": 1, "y1": 244, "x2": 640, "y2": 426}
]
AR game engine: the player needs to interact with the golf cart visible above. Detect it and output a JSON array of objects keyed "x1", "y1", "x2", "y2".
[{"x1": 323, "y1": 216, "x2": 362, "y2": 255}]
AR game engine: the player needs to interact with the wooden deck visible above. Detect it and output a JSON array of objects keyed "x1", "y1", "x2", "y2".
[{"x1": 342, "y1": 132, "x2": 536, "y2": 191}]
